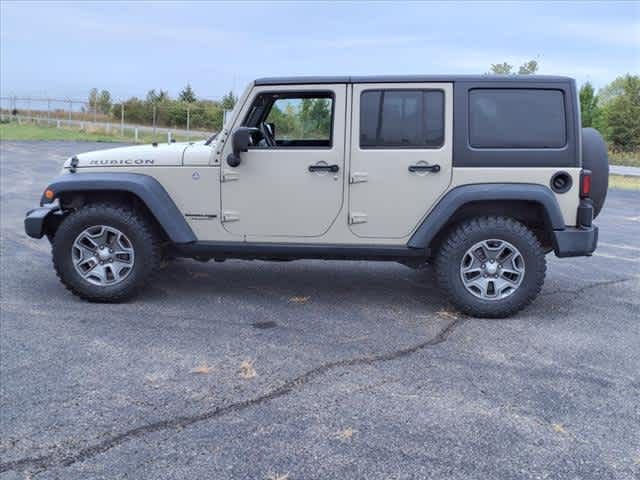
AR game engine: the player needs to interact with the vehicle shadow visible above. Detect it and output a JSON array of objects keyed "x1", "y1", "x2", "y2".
[{"x1": 142, "y1": 258, "x2": 445, "y2": 312}]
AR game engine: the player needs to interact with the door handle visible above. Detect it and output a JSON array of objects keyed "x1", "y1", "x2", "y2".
[
  {"x1": 308, "y1": 164, "x2": 339, "y2": 173},
  {"x1": 408, "y1": 164, "x2": 440, "y2": 173}
]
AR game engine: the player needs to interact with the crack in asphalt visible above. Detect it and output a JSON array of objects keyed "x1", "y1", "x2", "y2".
[
  {"x1": 540, "y1": 277, "x2": 632, "y2": 297},
  {"x1": 0, "y1": 317, "x2": 464, "y2": 475}
]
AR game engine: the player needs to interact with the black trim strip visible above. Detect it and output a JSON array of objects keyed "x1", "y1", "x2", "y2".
[
  {"x1": 185, "y1": 214, "x2": 218, "y2": 219},
  {"x1": 171, "y1": 242, "x2": 427, "y2": 261}
]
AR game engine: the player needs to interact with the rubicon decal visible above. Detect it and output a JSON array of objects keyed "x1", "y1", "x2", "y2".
[{"x1": 88, "y1": 159, "x2": 155, "y2": 165}]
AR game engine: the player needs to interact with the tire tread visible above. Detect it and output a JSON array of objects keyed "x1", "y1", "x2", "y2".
[
  {"x1": 52, "y1": 203, "x2": 161, "y2": 303},
  {"x1": 435, "y1": 216, "x2": 546, "y2": 318}
]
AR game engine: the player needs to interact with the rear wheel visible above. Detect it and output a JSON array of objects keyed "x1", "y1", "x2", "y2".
[
  {"x1": 435, "y1": 217, "x2": 546, "y2": 318},
  {"x1": 52, "y1": 204, "x2": 160, "y2": 302}
]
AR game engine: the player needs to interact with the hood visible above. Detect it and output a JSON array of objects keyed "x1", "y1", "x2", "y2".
[{"x1": 63, "y1": 141, "x2": 211, "y2": 169}]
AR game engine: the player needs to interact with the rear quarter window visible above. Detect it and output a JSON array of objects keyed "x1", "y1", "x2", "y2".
[{"x1": 469, "y1": 89, "x2": 566, "y2": 149}]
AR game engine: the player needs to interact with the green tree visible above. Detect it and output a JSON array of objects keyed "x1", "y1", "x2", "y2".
[
  {"x1": 179, "y1": 83, "x2": 197, "y2": 103},
  {"x1": 301, "y1": 98, "x2": 331, "y2": 138},
  {"x1": 97, "y1": 89, "x2": 112, "y2": 114},
  {"x1": 146, "y1": 89, "x2": 170, "y2": 103},
  {"x1": 597, "y1": 77, "x2": 628, "y2": 106},
  {"x1": 221, "y1": 90, "x2": 237, "y2": 110},
  {"x1": 517, "y1": 60, "x2": 538, "y2": 75},
  {"x1": 579, "y1": 82, "x2": 599, "y2": 128},
  {"x1": 603, "y1": 74, "x2": 640, "y2": 151},
  {"x1": 88, "y1": 88, "x2": 98, "y2": 111},
  {"x1": 488, "y1": 59, "x2": 539, "y2": 75},
  {"x1": 489, "y1": 62, "x2": 513, "y2": 75}
]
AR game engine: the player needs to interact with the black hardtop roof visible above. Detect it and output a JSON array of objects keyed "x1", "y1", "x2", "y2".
[{"x1": 254, "y1": 75, "x2": 573, "y2": 86}]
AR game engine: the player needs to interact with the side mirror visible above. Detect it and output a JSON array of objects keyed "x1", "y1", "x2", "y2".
[{"x1": 227, "y1": 127, "x2": 252, "y2": 167}]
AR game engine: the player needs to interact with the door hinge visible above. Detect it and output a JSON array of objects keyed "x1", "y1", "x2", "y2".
[
  {"x1": 350, "y1": 172, "x2": 368, "y2": 184},
  {"x1": 222, "y1": 171, "x2": 239, "y2": 182},
  {"x1": 348, "y1": 212, "x2": 368, "y2": 225},
  {"x1": 221, "y1": 211, "x2": 240, "y2": 222}
]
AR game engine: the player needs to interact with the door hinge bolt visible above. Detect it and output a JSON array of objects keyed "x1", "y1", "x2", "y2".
[
  {"x1": 348, "y1": 212, "x2": 368, "y2": 225},
  {"x1": 350, "y1": 172, "x2": 369, "y2": 184},
  {"x1": 221, "y1": 211, "x2": 240, "y2": 222}
]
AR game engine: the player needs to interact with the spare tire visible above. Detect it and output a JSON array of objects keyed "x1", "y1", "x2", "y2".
[{"x1": 581, "y1": 128, "x2": 609, "y2": 218}]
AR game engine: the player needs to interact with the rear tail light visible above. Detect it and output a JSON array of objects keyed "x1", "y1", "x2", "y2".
[{"x1": 580, "y1": 170, "x2": 592, "y2": 198}]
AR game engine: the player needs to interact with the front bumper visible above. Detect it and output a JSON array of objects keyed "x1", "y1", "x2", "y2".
[
  {"x1": 24, "y1": 205, "x2": 61, "y2": 239},
  {"x1": 552, "y1": 225, "x2": 598, "y2": 258}
]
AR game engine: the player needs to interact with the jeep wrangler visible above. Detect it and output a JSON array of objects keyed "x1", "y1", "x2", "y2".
[{"x1": 25, "y1": 75, "x2": 608, "y2": 317}]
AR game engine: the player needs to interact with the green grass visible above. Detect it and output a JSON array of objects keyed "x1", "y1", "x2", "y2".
[
  {"x1": 609, "y1": 174, "x2": 640, "y2": 190},
  {"x1": 0, "y1": 120, "x2": 204, "y2": 144},
  {"x1": 609, "y1": 150, "x2": 640, "y2": 168}
]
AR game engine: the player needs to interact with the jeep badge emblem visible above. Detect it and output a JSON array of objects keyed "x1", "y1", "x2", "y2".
[{"x1": 192, "y1": 171, "x2": 200, "y2": 180}]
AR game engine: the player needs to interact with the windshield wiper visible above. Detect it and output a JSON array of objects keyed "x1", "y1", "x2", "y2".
[{"x1": 204, "y1": 133, "x2": 218, "y2": 145}]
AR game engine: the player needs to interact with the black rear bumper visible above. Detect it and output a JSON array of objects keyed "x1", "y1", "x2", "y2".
[
  {"x1": 24, "y1": 205, "x2": 60, "y2": 239},
  {"x1": 552, "y1": 225, "x2": 598, "y2": 257},
  {"x1": 552, "y1": 197, "x2": 598, "y2": 258}
]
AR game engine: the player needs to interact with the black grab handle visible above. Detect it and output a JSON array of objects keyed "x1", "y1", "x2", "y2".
[
  {"x1": 408, "y1": 164, "x2": 441, "y2": 173},
  {"x1": 309, "y1": 164, "x2": 340, "y2": 173}
]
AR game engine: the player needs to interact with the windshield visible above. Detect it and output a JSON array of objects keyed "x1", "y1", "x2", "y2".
[{"x1": 204, "y1": 83, "x2": 251, "y2": 146}]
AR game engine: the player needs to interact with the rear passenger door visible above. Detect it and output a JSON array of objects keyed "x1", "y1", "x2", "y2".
[{"x1": 348, "y1": 83, "x2": 453, "y2": 238}]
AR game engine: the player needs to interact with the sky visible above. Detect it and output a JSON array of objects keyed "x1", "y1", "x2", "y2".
[{"x1": 1, "y1": 0, "x2": 639, "y2": 102}]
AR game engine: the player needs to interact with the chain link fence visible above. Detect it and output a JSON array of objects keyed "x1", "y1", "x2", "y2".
[{"x1": 0, "y1": 96, "x2": 229, "y2": 143}]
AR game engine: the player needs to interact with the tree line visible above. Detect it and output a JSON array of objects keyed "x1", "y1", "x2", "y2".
[
  {"x1": 487, "y1": 60, "x2": 639, "y2": 153},
  {"x1": 86, "y1": 84, "x2": 237, "y2": 131}
]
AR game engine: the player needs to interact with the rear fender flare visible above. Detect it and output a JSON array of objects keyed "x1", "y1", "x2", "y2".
[{"x1": 408, "y1": 183, "x2": 565, "y2": 249}]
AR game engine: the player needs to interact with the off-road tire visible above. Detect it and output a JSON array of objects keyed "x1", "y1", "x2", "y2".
[
  {"x1": 435, "y1": 216, "x2": 546, "y2": 318},
  {"x1": 52, "y1": 204, "x2": 161, "y2": 302}
]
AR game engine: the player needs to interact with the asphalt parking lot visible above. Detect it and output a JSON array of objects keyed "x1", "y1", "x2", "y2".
[{"x1": 1, "y1": 141, "x2": 638, "y2": 480}]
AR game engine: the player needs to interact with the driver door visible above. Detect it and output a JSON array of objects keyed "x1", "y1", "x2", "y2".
[{"x1": 220, "y1": 84, "x2": 346, "y2": 238}]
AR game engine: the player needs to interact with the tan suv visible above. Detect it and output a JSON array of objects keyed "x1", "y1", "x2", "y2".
[{"x1": 25, "y1": 75, "x2": 608, "y2": 317}]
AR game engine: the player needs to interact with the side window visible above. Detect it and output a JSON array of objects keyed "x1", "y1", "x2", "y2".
[
  {"x1": 360, "y1": 89, "x2": 444, "y2": 148},
  {"x1": 264, "y1": 94, "x2": 333, "y2": 147},
  {"x1": 469, "y1": 89, "x2": 566, "y2": 148}
]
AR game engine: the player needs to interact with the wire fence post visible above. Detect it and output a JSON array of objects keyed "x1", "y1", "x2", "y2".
[
  {"x1": 152, "y1": 104, "x2": 157, "y2": 137},
  {"x1": 134, "y1": 127, "x2": 139, "y2": 142},
  {"x1": 68, "y1": 100, "x2": 72, "y2": 122},
  {"x1": 47, "y1": 98, "x2": 51, "y2": 125},
  {"x1": 120, "y1": 103, "x2": 124, "y2": 136},
  {"x1": 186, "y1": 106, "x2": 190, "y2": 139},
  {"x1": 93, "y1": 99, "x2": 97, "y2": 124}
]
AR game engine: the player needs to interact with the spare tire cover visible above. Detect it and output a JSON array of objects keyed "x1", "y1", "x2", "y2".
[{"x1": 581, "y1": 128, "x2": 609, "y2": 218}]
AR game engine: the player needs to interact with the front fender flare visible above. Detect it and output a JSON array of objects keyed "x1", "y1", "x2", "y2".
[
  {"x1": 407, "y1": 183, "x2": 565, "y2": 249},
  {"x1": 42, "y1": 172, "x2": 196, "y2": 244}
]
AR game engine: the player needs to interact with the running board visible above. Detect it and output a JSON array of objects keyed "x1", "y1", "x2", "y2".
[{"x1": 171, "y1": 241, "x2": 429, "y2": 262}]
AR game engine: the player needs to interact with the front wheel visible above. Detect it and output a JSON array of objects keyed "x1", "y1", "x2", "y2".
[
  {"x1": 435, "y1": 217, "x2": 546, "y2": 318},
  {"x1": 52, "y1": 204, "x2": 161, "y2": 302}
]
